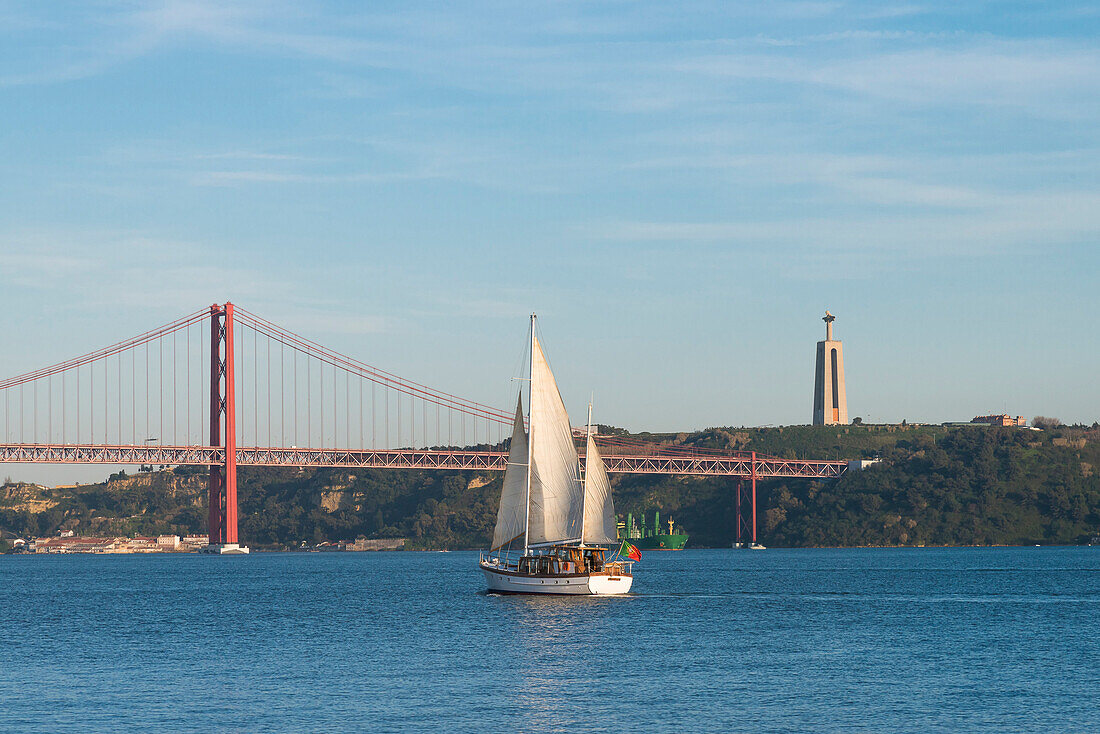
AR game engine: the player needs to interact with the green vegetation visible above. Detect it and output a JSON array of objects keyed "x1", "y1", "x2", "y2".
[
  {"x1": 767, "y1": 425, "x2": 1100, "y2": 546},
  {"x1": 2, "y1": 423, "x2": 1098, "y2": 548}
]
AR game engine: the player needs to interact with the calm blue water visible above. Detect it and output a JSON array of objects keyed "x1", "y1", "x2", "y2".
[{"x1": 1, "y1": 547, "x2": 1098, "y2": 733}]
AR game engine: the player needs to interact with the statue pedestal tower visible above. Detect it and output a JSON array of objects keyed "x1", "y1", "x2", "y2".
[{"x1": 813, "y1": 311, "x2": 848, "y2": 425}]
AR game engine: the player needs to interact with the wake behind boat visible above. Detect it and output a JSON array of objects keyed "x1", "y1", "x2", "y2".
[{"x1": 479, "y1": 316, "x2": 633, "y2": 595}]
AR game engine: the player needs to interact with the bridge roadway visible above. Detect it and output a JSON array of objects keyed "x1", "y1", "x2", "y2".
[{"x1": 0, "y1": 444, "x2": 848, "y2": 479}]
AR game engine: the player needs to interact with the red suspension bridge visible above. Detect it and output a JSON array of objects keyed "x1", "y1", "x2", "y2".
[{"x1": 0, "y1": 303, "x2": 849, "y2": 549}]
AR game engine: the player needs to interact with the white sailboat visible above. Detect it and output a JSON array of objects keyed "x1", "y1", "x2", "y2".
[{"x1": 479, "y1": 316, "x2": 633, "y2": 595}]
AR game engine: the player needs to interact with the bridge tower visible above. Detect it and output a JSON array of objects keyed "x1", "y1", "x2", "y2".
[
  {"x1": 813, "y1": 311, "x2": 848, "y2": 425},
  {"x1": 205, "y1": 302, "x2": 248, "y2": 554}
]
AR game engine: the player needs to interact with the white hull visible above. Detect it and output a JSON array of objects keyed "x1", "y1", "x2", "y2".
[
  {"x1": 199, "y1": 543, "x2": 250, "y2": 555},
  {"x1": 481, "y1": 563, "x2": 632, "y2": 595}
]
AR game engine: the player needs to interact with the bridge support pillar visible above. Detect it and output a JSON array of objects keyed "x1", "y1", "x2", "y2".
[
  {"x1": 734, "y1": 454, "x2": 759, "y2": 549},
  {"x1": 751, "y1": 451, "x2": 757, "y2": 546},
  {"x1": 735, "y1": 478, "x2": 742, "y2": 547},
  {"x1": 203, "y1": 302, "x2": 247, "y2": 555}
]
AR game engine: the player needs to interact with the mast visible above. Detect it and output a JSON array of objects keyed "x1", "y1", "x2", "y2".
[
  {"x1": 522, "y1": 314, "x2": 535, "y2": 555},
  {"x1": 581, "y1": 399, "x2": 592, "y2": 545}
]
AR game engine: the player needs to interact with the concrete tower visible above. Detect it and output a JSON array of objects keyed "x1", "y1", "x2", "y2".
[{"x1": 813, "y1": 311, "x2": 848, "y2": 425}]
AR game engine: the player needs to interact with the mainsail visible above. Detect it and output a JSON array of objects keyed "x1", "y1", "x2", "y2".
[
  {"x1": 490, "y1": 397, "x2": 528, "y2": 552},
  {"x1": 582, "y1": 433, "x2": 617, "y2": 545},
  {"x1": 526, "y1": 335, "x2": 584, "y2": 546}
]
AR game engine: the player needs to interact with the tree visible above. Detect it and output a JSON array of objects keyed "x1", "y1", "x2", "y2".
[{"x1": 1033, "y1": 416, "x2": 1062, "y2": 430}]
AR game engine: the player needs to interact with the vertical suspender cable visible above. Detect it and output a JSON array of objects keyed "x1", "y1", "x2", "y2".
[
  {"x1": 239, "y1": 319, "x2": 245, "y2": 448},
  {"x1": 266, "y1": 333, "x2": 270, "y2": 447},
  {"x1": 254, "y1": 327, "x2": 258, "y2": 447},
  {"x1": 131, "y1": 348, "x2": 136, "y2": 443},
  {"x1": 198, "y1": 321, "x2": 203, "y2": 447},
  {"x1": 279, "y1": 341, "x2": 283, "y2": 445},
  {"x1": 238, "y1": 323, "x2": 244, "y2": 447},
  {"x1": 294, "y1": 349, "x2": 298, "y2": 447},
  {"x1": 187, "y1": 325, "x2": 191, "y2": 445},
  {"x1": 173, "y1": 330, "x2": 177, "y2": 445},
  {"x1": 307, "y1": 356, "x2": 311, "y2": 448},
  {"x1": 146, "y1": 343, "x2": 149, "y2": 441}
]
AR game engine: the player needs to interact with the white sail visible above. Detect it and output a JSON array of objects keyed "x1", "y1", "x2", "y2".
[
  {"x1": 582, "y1": 434, "x2": 617, "y2": 545},
  {"x1": 527, "y1": 335, "x2": 583, "y2": 546},
  {"x1": 490, "y1": 397, "x2": 528, "y2": 552}
]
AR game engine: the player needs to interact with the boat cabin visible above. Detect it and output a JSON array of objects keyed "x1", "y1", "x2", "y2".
[{"x1": 515, "y1": 546, "x2": 611, "y2": 576}]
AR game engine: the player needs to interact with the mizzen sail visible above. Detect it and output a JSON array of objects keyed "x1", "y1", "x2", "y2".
[
  {"x1": 582, "y1": 433, "x2": 617, "y2": 545},
  {"x1": 490, "y1": 397, "x2": 529, "y2": 552},
  {"x1": 527, "y1": 335, "x2": 584, "y2": 546}
]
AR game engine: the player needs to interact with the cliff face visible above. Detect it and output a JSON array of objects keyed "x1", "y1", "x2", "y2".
[
  {"x1": 2, "y1": 483, "x2": 60, "y2": 513},
  {"x1": 0, "y1": 469, "x2": 210, "y2": 540},
  {"x1": 3, "y1": 424, "x2": 1099, "y2": 548}
]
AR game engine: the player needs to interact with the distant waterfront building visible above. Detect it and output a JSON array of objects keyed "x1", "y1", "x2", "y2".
[
  {"x1": 33, "y1": 536, "x2": 116, "y2": 554},
  {"x1": 813, "y1": 311, "x2": 848, "y2": 425},
  {"x1": 972, "y1": 415, "x2": 1027, "y2": 427}
]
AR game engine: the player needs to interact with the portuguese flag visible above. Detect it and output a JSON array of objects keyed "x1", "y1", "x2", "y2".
[{"x1": 619, "y1": 540, "x2": 642, "y2": 561}]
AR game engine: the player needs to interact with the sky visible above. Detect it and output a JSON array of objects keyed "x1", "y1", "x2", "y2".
[{"x1": 2, "y1": 1, "x2": 1100, "y2": 482}]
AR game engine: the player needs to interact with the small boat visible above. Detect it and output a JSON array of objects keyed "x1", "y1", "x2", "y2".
[{"x1": 480, "y1": 316, "x2": 633, "y2": 595}]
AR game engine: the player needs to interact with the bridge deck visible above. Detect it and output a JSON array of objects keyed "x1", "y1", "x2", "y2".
[{"x1": 0, "y1": 444, "x2": 848, "y2": 479}]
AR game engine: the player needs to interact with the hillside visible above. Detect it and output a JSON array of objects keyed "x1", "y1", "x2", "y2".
[{"x1": 2, "y1": 423, "x2": 1099, "y2": 548}]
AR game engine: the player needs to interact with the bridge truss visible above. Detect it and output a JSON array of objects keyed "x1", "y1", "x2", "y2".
[{"x1": 0, "y1": 443, "x2": 848, "y2": 478}]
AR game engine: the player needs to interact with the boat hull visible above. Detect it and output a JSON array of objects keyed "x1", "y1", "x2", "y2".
[
  {"x1": 480, "y1": 563, "x2": 632, "y2": 595},
  {"x1": 629, "y1": 533, "x2": 688, "y2": 550},
  {"x1": 199, "y1": 543, "x2": 250, "y2": 555}
]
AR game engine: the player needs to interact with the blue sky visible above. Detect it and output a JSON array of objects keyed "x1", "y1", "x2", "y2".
[{"x1": 2, "y1": 0, "x2": 1099, "y2": 465}]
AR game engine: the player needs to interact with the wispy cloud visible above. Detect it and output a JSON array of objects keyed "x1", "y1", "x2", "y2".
[
  {"x1": 582, "y1": 186, "x2": 1100, "y2": 266},
  {"x1": 190, "y1": 169, "x2": 446, "y2": 186}
]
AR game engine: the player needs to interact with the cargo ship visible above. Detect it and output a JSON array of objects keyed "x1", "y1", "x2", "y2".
[{"x1": 619, "y1": 510, "x2": 688, "y2": 550}]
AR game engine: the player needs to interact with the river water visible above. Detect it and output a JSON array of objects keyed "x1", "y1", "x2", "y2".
[{"x1": 1, "y1": 547, "x2": 1097, "y2": 732}]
